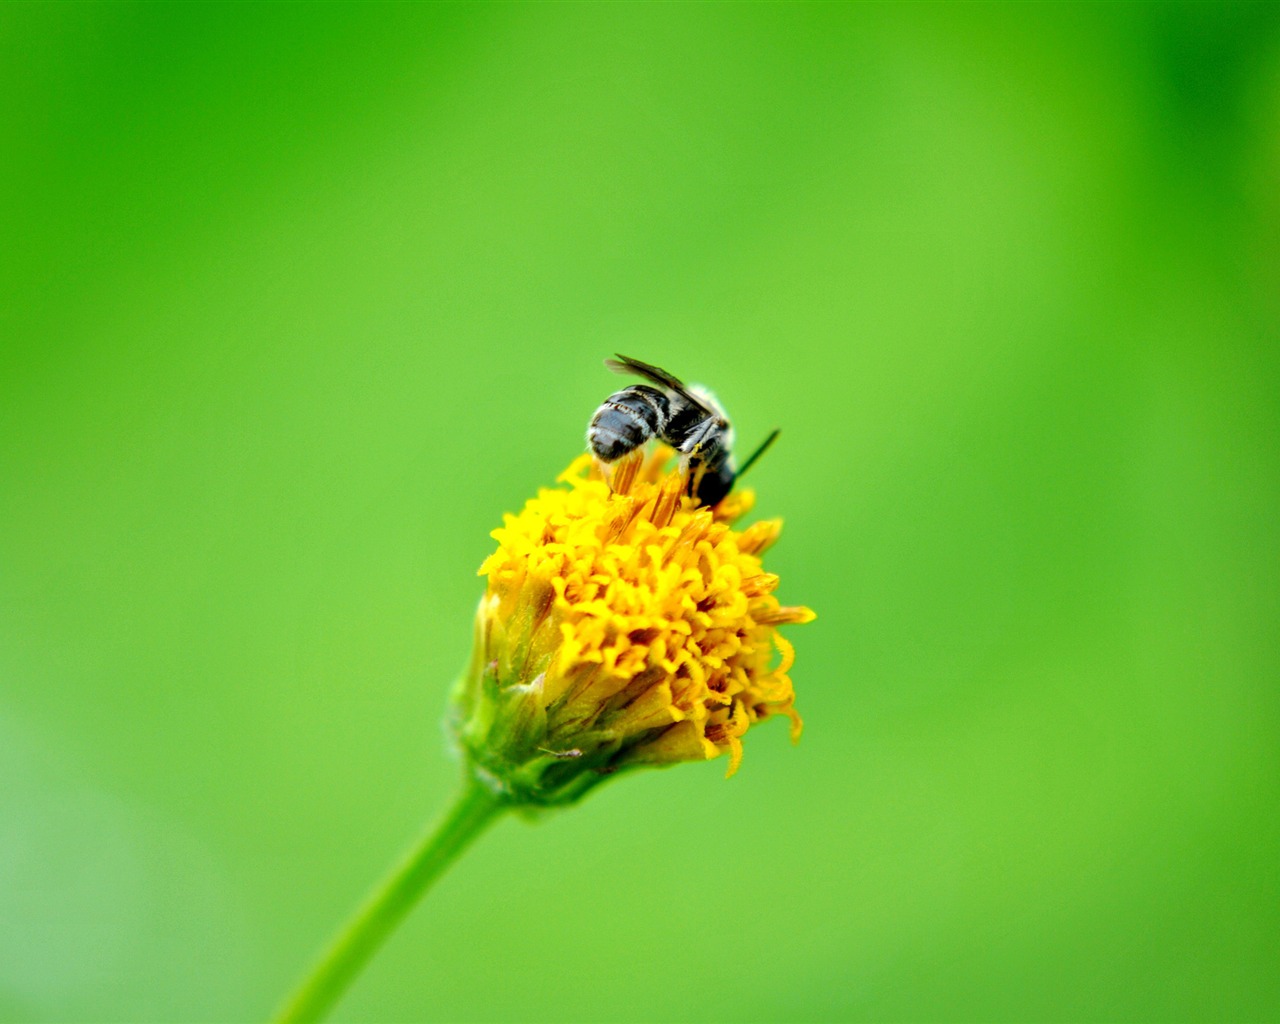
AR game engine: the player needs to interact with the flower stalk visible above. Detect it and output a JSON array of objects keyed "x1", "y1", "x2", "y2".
[{"x1": 272, "y1": 774, "x2": 507, "y2": 1024}]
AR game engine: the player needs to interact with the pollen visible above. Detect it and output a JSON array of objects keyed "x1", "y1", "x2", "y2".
[{"x1": 458, "y1": 447, "x2": 813, "y2": 801}]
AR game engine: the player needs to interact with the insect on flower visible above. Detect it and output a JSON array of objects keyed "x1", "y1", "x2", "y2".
[
  {"x1": 447, "y1": 354, "x2": 815, "y2": 804},
  {"x1": 587, "y1": 354, "x2": 780, "y2": 507}
]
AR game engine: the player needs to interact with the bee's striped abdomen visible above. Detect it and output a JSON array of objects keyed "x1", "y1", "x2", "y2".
[{"x1": 587, "y1": 385, "x2": 670, "y2": 462}]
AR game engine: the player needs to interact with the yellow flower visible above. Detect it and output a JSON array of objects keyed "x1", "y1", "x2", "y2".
[{"x1": 452, "y1": 448, "x2": 815, "y2": 806}]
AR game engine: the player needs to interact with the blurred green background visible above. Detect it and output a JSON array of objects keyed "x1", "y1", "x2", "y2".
[{"x1": 2, "y1": 3, "x2": 1278, "y2": 1022}]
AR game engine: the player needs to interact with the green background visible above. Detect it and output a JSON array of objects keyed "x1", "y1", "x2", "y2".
[{"x1": 2, "y1": 3, "x2": 1277, "y2": 1021}]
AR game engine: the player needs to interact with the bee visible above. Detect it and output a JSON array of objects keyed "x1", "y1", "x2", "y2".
[{"x1": 587, "y1": 354, "x2": 779, "y2": 507}]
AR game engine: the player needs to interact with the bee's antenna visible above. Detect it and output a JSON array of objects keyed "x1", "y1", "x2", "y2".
[{"x1": 736, "y1": 429, "x2": 780, "y2": 479}]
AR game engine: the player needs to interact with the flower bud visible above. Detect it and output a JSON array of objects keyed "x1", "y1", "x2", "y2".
[{"x1": 451, "y1": 452, "x2": 814, "y2": 806}]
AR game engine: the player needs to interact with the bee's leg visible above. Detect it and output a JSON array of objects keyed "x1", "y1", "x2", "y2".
[{"x1": 682, "y1": 453, "x2": 708, "y2": 501}]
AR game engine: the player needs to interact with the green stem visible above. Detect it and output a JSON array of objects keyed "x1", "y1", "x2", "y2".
[{"x1": 272, "y1": 774, "x2": 508, "y2": 1023}]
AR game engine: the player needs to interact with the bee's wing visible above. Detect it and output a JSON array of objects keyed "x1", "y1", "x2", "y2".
[{"x1": 605, "y1": 354, "x2": 711, "y2": 413}]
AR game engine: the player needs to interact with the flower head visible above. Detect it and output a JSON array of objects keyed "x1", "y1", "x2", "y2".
[{"x1": 452, "y1": 448, "x2": 814, "y2": 806}]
